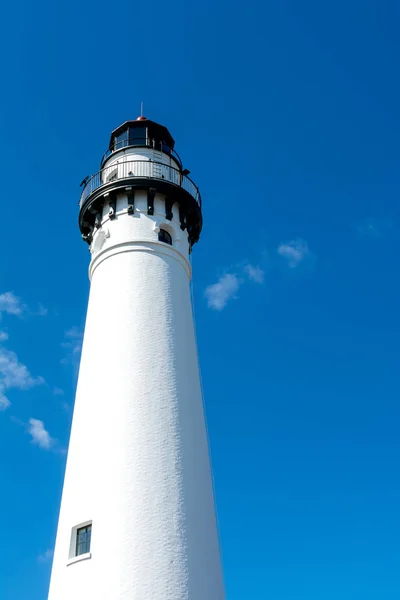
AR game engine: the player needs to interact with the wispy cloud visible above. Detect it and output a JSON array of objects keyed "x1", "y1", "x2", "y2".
[
  {"x1": 0, "y1": 291, "x2": 47, "y2": 409},
  {"x1": 277, "y1": 238, "x2": 312, "y2": 268},
  {"x1": 0, "y1": 292, "x2": 25, "y2": 317},
  {"x1": 61, "y1": 327, "x2": 83, "y2": 367},
  {"x1": 35, "y1": 303, "x2": 49, "y2": 317},
  {"x1": 12, "y1": 416, "x2": 62, "y2": 453},
  {"x1": 205, "y1": 274, "x2": 240, "y2": 311},
  {"x1": 65, "y1": 326, "x2": 82, "y2": 340},
  {"x1": 0, "y1": 291, "x2": 47, "y2": 319},
  {"x1": 205, "y1": 262, "x2": 265, "y2": 311},
  {"x1": 356, "y1": 217, "x2": 392, "y2": 239},
  {"x1": 61, "y1": 400, "x2": 71, "y2": 413},
  {"x1": 0, "y1": 347, "x2": 44, "y2": 410},
  {"x1": 38, "y1": 548, "x2": 54, "y2": 563},
  {"x1": 28, "y1": 418, "x2": 54, "y2": 450},
  {"x1": 0, "y1": 393, "x2": 10, "y2": 410},
  {"x1": 53, "y1": 386, "x2": 70, "y2": 412},
  {"x1": 53, "y1": 387, "x2": 64, "y2": 396},
  {"x1": 205, "y1": 238, "x2": 314, "y2": 311},
  {"x1": 244, "y1": 264, "x2": 265, "y2": 284}
]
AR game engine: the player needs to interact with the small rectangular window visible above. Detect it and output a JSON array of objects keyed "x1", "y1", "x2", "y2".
[{"x1": 76, "y1": 524, "x2": 92, "y2": 556}]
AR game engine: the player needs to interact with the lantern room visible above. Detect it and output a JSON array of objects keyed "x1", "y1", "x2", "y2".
[{"x1": 101, "y1": 116, "x2": 181, "y2": 167}]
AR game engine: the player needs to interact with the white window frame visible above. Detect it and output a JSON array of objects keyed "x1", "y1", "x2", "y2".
[{"x1": 67, "y1": 520, "x2": 92, "y2": 566}]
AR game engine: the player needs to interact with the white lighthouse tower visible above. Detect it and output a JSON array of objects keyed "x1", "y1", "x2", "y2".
[{"x1": 48, "y1": 116, "x2": 225, "y2": 600}]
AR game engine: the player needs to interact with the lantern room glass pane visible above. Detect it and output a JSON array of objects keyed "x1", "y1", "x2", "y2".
[
  {"x1": 115, "y1": 130, "x2": 128, "y2": 150},
  {"x1": 129, "y1": 126, "x2": 147, "y2": 146}
]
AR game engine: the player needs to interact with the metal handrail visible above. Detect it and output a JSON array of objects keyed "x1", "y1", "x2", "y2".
[
  {"x1": 80, "y1": 160, "x2": 201, "y2": 208},
  {"x1": 100, "y1": 142, "x2": 182, "y2": 167}
]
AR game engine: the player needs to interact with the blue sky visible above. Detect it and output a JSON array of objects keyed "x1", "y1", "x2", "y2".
[{"x1": 1, "y1": 0, "x2": 400, "y2": 598}]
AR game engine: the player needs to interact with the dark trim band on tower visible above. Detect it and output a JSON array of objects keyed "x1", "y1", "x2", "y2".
[{"x1": 79, "y1": 174, "x2": 202, "y2": 248}]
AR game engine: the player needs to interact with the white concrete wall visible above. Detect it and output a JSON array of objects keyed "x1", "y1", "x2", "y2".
[{"x1": 48, "y1": 194, "x2": 224, "y2": 600}]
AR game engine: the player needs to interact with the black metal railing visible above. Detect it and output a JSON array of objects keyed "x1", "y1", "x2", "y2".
[
  {"x1": 100, "y1": 141, "x2": 182, "y2": 167},
  {"x1": 80, "y1": 160, "x2": 201, "y2": 208}
]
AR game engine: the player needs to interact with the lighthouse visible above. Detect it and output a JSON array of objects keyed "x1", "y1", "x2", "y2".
[{"x1": 48, "y1": 117, "x2": 225, "y2": 600}]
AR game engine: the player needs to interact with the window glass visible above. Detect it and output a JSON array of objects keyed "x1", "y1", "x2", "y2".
[
  {"x1": 76, "y1": 524, "x2": 92, "y2": 556},
  {"x1": 158, "y1": 229, "x2": 172, "y2": 245},
  {"x1": 129, "y1": 126, "x2": 147, "y2": 146},
  {"x1": 115, "y1": 130, "x2": 128, "y2": 150}
]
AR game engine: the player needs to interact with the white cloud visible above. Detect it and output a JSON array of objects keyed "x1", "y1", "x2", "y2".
[
  {"x1": 277, "y1": 238, "x2": 311, "y2": 268},
  {"x1": 0, "y1": 291, "x2": 48, "y2": 318},
  {"x1": 204, "y1": 273, "x2": 240, "y2": 311},
  {"x1": 38, "y1": 548, "x2": 54, "y2": 563},
  {"x1": 0, "y1": 292, "x2": 25, "y2": 317},
  {"x1": 0, "y1": 347, "x2": 44, "y2": 410},
  {"x1": 12, "y1": 417, "x2": 61, "y2": 453},
  {"x1": 0, "y1": 291, "x2": 46, "y2": 409},
  {"x1": 244, "y1": 264, "x2": 265, "y2": 284},
  {"x1": 53, "y1": 387, "x2": 64, "y2": 396},
  {"x1": 65, "y1": 326, "x2": 82, "y2": 339},
  {"x1": 205, "y1": 261, "x2": 266, "y2": 311},
  {"x1": 0, "y1": 349, "x2": 41, "y2": 388},
  {"x1": 0, "y1": 393, "x2": 10, "y2": 410},
  {"x1": 28, "y1": 418, "x2": 53, "y2": 450},
  {"x1": 36, "y1": 303, "x2": 48, "y2": 317},
  {"x1": 61, "y1": 327, "x2": 83, "y2": 367}
]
